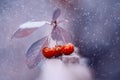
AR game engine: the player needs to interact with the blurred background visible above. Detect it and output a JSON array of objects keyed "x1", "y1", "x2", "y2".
[{"x1": 0, "y1": 0, "x2": 120, "y2": 80}]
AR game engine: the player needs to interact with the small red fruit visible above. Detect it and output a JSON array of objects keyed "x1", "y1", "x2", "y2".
[
  {"x1": 62, "y1": 43, "x2": 74, "y2": 55},
  {"x1": 55, "y1": 45, "x2": 63, "y2": 57},
  {"x1": 42, "y1": 47, "x2": 55, "y2": 58}
]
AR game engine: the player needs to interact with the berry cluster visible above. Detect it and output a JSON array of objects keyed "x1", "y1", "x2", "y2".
[{"x1": 42, "y1": 43, "x2": 74, "y2": 58}]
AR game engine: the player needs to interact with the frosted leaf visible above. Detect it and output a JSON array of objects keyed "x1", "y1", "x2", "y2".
[
  {"x1": 12, "y1": 21, "x2": 50, "y2": 38},
  {"x1": 51, "y1": 26, "x2": 72, "y2": 43},
  {"x1": 52, "y1": 8, "x2": 61, "y2": 22},
  {"x1": 51, "y1": 27, "x2": 63, "y2": 41},
  {"x1": 26, "y1": 36, "x2": 48, "y2": 69},
  {"x1": 58, "y1": 27, "x2": 73, "y2": 43}
]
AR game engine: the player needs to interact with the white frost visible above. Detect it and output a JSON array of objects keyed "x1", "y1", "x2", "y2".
[{"x1": 20, "y1": 21, "x2": 50, "y2": 29}]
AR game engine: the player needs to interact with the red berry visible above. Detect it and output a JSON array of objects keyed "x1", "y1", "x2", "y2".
[
  {"x1": 42, "y1": 47, "x2": 55, "y2": 58},
  {"x1": 62, "y1": 43, "x2": 74, "y2": 55},
  {"x1": 55, "y1": 45, "x2": 63, "y2": 57}
]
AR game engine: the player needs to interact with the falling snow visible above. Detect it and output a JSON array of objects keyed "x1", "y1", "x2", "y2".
[{"x1": 0, "y1": 0, "x2": 120, "y2": 80}]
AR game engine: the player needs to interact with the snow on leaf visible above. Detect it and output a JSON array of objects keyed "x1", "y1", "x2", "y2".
[
  {"x1": 12, "y1": 21, "x2": 50, "y2": 38},
  {"x1": 19, "y1": 21, "x2": 50, "y2": 29}
]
